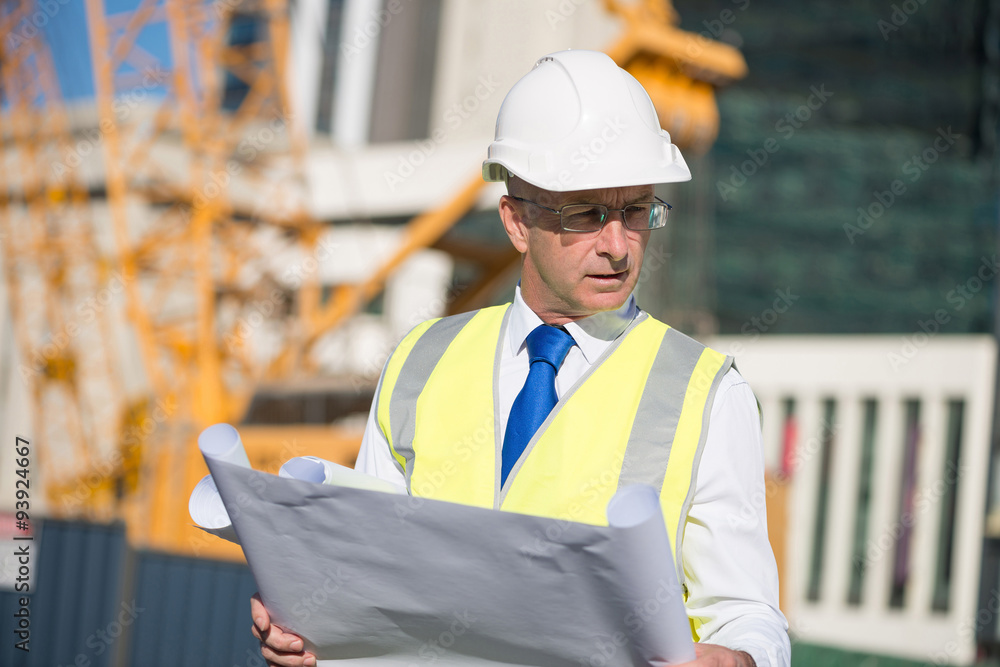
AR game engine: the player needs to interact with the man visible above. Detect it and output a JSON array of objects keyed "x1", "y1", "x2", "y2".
[{"x1": 252, "y1": 50, "x2": 790, "y2": 667}]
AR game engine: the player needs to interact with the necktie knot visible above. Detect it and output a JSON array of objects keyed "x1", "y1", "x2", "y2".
[{"x1": 525, "y1": 324, "x2": 575, "y2": 370}]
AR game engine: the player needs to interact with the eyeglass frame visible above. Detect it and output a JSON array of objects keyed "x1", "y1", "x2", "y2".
[{"x1": 506, "y1": 195, "x2": 673, "y2": 233}]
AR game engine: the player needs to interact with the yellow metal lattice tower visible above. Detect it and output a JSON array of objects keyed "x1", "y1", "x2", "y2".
[
  {"x1": 0, "y1": 0, "x2": 132, "y2": 521},
  {"x1": 78, "y1": 0, "x2": 325, "y2": 550}
]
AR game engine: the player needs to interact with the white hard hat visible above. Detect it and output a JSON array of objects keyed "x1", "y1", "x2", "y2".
[{"x1": 482, "y1": 50, "x2": 691, "y2": 192}]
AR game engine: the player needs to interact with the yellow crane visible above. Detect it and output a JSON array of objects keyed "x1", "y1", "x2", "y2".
[
  {"x1": 0, "y1": 0, "x2": 133, "y2": 517},
  {"x1": 0, "y1": 0, "x2": 746, "y2": 561}
]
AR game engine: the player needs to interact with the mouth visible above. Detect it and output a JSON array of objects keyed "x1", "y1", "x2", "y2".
[{"x1": 586, "y1": 270, "x2": 628, "y2": 283}]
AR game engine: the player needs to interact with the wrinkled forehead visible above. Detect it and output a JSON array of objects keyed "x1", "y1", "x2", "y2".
[{"x1": 534, "y1": 183, "x2": 656, "y2": 208}]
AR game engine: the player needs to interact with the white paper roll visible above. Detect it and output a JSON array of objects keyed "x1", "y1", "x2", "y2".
[
  {"x1": 198, "y1": 423, "x2": 251, "y2": 468},
  {"x1": 188, "y1": 473, "x2": 239, "y2": 544},
  {"x1": 279, "y1": 456, "x2": 327, "y2": 483},
  {"x1": 606, "y1": 484, "x2": 695, "y2": 665},
  {"x1": 190, "y1": 428, "x2": 406, "y2": 547},
  {"x1": 188, "y1": 423, "x2": 251, "y2": 545},
  {"x1": 280, "y1": 456, "x2": 407, "y2": 494}
]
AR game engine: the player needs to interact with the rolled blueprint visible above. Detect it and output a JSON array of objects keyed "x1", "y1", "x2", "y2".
[
  {"x1": 279, "y1": 456, "x2": 406, "y2": 494},
  {"x1": 279, "y1": 456, "x2": 327, "y2": 483},
  {"x1": 189, "y1": 474, "x2": 240, "y2": 543},
  {"x1": 188, "y1": 423, "x2": 253, "y2": 543},
  {"x1": 190, "y1": 427, "x2": 406, "y2": 544},
  {"x1": 606, "y1": 485, "x2": 696, "y2": 665},
  {"x1": 199, "y1": 422, "x2": 251, "y2": 467},
  {"x1": 201, "y1": 422, "x2": 699, "y2": 666}
]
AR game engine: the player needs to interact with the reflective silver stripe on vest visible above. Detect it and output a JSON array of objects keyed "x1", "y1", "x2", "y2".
[
  {"x1": 385, "y1": 310, "x2": 478, "y2": 491},
  {"x1": 676, "y1": 352, "x2": 733, "y2": 581},
  {"x1": 617, "y1": 327, "x2": 705, "y2": 492},
  {"x1": 617, "y1": 328, "x2": 733, "y2": 580}
]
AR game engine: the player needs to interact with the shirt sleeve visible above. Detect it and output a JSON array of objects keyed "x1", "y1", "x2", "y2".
[
  {"x1": 683, "y1": 368, "x2": 791, "y2": 667},
  {"x1": 354, "y1": 371, "x2": 407, "y2": 488}
]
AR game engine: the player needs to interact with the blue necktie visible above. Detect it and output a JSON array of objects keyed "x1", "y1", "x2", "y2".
[{"x1": 502, "y1": 324, "x2": 575, "y2": 486}]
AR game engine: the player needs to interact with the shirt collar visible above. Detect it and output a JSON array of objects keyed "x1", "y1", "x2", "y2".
[{"x1": 507, "y1": 285, "x2": 639, "y2": 364}]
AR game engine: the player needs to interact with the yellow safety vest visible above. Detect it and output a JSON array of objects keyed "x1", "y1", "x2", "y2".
[{"x1": 376, "y1": 304, "x2": 732, "y2": 599}]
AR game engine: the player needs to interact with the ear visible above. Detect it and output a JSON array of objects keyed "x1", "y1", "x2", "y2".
[{"x1": 499, "y1": 195, "x2": 529, "y2": 254}]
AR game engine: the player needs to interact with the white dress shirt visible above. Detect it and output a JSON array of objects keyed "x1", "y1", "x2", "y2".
[{"x1": 356, "y1": 287, "x2": 791, "y2": 667}]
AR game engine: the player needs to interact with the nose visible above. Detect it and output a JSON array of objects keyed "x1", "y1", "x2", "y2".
[{"x1": 594, "y1": 212, "x2": 629, "y2": 262}]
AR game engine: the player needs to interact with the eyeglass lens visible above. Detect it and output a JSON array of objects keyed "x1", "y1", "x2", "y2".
[{"x1": 561, "y1": 203, "x2": 668, "y2": 231}]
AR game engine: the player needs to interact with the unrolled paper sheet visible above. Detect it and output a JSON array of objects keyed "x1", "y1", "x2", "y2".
[{"x1": 195, "y1": 423, "x2": 695, "y2": 666}]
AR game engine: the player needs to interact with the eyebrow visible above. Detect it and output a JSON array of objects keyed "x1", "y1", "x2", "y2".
[{"x1": 559, "y1": 194, "x2": 655, "y2": 207}]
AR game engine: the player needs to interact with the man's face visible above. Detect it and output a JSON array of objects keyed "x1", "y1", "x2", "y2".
[{"x1": 499, "y1": 180, "x2": 655, "y2": 324}]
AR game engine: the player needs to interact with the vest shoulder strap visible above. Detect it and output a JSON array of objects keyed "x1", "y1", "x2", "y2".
[{"x1": 376, "y1": 305, "x2": 509, "y2": 477}]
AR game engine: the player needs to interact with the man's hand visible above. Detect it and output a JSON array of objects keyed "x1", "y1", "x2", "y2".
[
  {"x1": 673, "y1": 643, "x2": 756, "y2": 666},
  {"x1": 250, "y1": 593, "x2": 316, "y2": 667}
]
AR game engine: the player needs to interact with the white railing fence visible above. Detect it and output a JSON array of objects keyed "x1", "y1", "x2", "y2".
[{"x1": 711, "y1": 334, "x2": 996, "y2": 665}]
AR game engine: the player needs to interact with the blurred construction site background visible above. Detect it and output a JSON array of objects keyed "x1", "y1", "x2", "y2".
[{"x1": 0, "y1": 0, "x2": 997, "y2": 665}]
